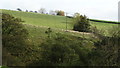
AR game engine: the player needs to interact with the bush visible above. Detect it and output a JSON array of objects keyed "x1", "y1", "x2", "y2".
[
  {"x1": 56, "y1": 10, "x2": 65, "y2": 16},
  {"x1": 2, "y1": 48, "x2": 25, "y2": 66},
  {"x1": 2, "y1": 13, "x2": 29, "y2": 66},
  {"x1": 29, "y1": 34, "x2": 79, "y2": 66},
  {"x1": 28, "y1": 33, "x2": 92, "y2": 66},
  {"x1": 88, "y1": 26, "x2": 120, "y2": 66},
  {"x1": 73, "y1": 13, "x2": 90, "y2": 32},
  {"x1": 2, "y1": 13, "x2": 28, "y2": 53}
]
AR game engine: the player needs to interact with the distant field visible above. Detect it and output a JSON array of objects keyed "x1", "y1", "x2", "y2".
[
  {"x1": 2, "y1": 9, "x2": 72, "y2": 30},
  {"x1": 90, "y1": 21, "x2": 118, "y2": 30},
  {"x1": 1, "y1": 9, "x2": 119, "y2": 35},
  {"x1": 89, "y1": 19, "x2": 120, "y2": 24}
]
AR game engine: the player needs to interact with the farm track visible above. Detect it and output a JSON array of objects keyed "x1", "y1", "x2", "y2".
[{"x1": 24, "y1": 23, "x2": 93, "y2": 35}]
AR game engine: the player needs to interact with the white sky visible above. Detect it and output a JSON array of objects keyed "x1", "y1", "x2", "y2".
[{"x1": 0, "y1": 0, "x2": 120, "y2": 21}]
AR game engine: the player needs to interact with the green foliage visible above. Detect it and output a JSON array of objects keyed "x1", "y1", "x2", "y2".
[
  {"x1": 2, "y1": 13, "x2": 30, "y2": 66},
  {"x1": 88, "y1": 26, "x2": 120, "y2": 66},
  {"x1": 45, "y1": 28, "x2": 52, "y2": 38},
  {"x1": 2, "y1": 13, "x2": 28, "y2": 54},
  {"x1": 29, "y1": 34, "x2": 78, "y2": 66},
  {"x1": 2, "y1": 48, "x2": 25, "y2": 66},
  {"x1": 28, "y1": 33, "x2": 93, "y2": 66},
  {"x1": 73, "y1": 13, "x2": 91, "y2": 32},
  {"x1": 90, "y1": 21, "x2": 117, "y2": 35},
  {"x1": 90, "y1": 26, "x2": 105, "y2": 39},
  {"x1": 109, "y1": 26, "x2": 120, "y2": 37},
  {"x1": 1, "y1": 66, "x2": 9, "y2": 68},
  {"x1": 2, "y1": 9, "x2": 119, "y2": 66}
]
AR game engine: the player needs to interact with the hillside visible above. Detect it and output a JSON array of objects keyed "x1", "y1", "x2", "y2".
[
  {"x1": 2, "y1": 9, "x2": 120, "y2": 66},
  {"x1": 1, "y1": 9, "x2": 119, "y2": 39},
  {"x1": 2, "y1": 9, "x2": 72, "y2": 30},
  {"x1": 2, "y1": 9, "x2": 118, "y2": 31},
  {"x1": 2, "y1": 9, "x2": 119, "y2": 46}
]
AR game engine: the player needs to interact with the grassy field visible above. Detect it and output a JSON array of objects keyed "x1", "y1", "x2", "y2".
[
  {"x1": 1, "y1": 9, "x2": 118, "y2": 37},
  {"x1": 2, "y1": 9, "x2": 118, "y2": 31},
  {"x1": 90, "y1": 21, "x2": 118, "y2": 35},
  {"x1": 2, "y1": 9, "x2": 72, "y2": 30},
  {"x1": 24, "y1": 24, "x2": 95, "y2": 46}
]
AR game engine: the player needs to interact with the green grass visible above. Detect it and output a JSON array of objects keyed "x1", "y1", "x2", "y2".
[
  {"x1": 1, "y1": 9, "x2": 99, "y2": 46},
  {"x1": 2, "y1": 9, "x2": 118, "y2": 29},
  {"x1": 90, "y1": 21, "x2": 118, "y2": 35},
  {"x1": 25, "y1": 24, "x2": 95, "y2": 46},
  {"x1": 1, "y1": 9, "x2": 118, "y2": 36},
  {"x1": 2, "y1": 9, "x2": 72, "y2": 30},
  {"x1": 90, "y1": 21, "x2": 117, "y2": 30}
]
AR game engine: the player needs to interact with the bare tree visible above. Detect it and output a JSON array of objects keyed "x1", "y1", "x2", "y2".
[{"x1": 38, "y1": 8, "x2": 46, "y2": 14}]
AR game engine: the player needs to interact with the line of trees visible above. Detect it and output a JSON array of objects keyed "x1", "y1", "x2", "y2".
[{"x1": 16, "y1": 8, "x2": 65, "y2": 16}]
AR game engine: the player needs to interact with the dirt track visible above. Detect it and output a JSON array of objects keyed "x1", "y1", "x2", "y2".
[{"x1": 24, "y1": 24, "x2": 92, "y2": 35}]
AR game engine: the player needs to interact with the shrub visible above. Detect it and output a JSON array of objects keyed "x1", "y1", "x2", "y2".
[
  {"x1": 2, "y1": 48, "x2": 25, "y2": 66},
  {"x1": 88, "y1": 26, "x2": 120, "y2": 66},
  {"x1": 28, "y1": 33, "x2": 92, "y2": 66},
  {"x1": 45, "y1": 28, "x2": 52, "y2": 38},
  {"x1": 90, "y1": 26, "x2": 105, "y2": 39},
  {"x1": 2, "y1": 13, "x2": 30, "y2": 66},
  {"x1": 56, "y1": 10, "x2": 65, "y2": 16},
  {"x1": 31, "y1": 34, "x2": 79, "y2": 66},
  {"x1": 2, "y1": 13, "x2": 28, "y2": 54},
  {"x1": 73, "y1": 13, "x2": 90, "y2": 32}
]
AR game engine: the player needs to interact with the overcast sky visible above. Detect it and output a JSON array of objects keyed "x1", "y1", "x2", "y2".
[{"x1": 0, "y1": 0, "x2": 119, "y2": 21}]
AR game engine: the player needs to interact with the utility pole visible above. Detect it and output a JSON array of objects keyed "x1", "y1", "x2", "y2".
[{"x1": 66, "y1": 12, "x2": 68, "y2": 32}]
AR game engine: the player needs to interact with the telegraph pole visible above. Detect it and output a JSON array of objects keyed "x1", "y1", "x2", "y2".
[{"x1": 66, "y1": 12, "x2": 68, "y2": 32}]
